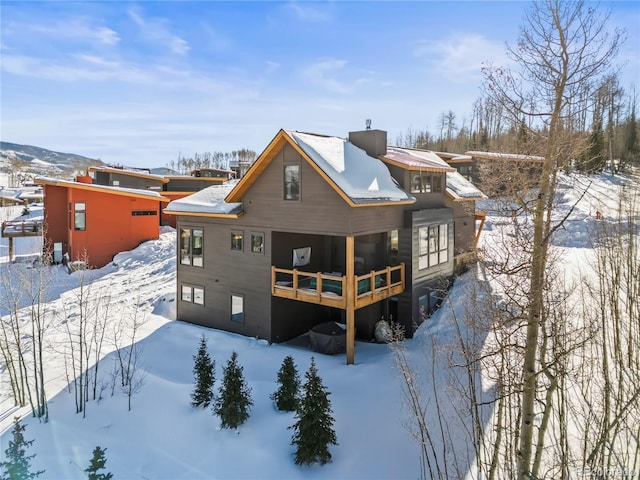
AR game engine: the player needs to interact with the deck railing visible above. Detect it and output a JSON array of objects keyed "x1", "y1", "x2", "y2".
[
  {"x1": 1, "y1": 220, "x2": 43, "y2": 238},
  {"x1": 271, "y1": 263, "x2": 405, "y2": 310}
]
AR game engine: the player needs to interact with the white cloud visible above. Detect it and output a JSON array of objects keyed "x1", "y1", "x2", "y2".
[
  {"x1": 413, "y1": 33, "x2": 508, "y2": 82},
  {"x1": 3, "y1": 16, "x2": 120, "y2": 46},
  {"x1": 284, "y1": 2, "x2": 333, "y2": 23},
  {"x1": 300, "y1": 58, "x2": 373, "y2": 95},
  {"x1": 127, "y1": 7, "x2": 190, "y2": 55}
]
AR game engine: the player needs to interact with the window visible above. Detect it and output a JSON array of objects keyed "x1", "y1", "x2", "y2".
[
  {"x1": 181, "y1": 285, "x2": 192, "y2": 302},
  {"x1": 231, "y1": 231, "x2": 243, "y2": 251},
  {"x1": 193, "y1": 287, "x2": 204, "y2": 305},
  {"x1": 388, "y1": 230, "x2": 399, "y2": 255},
  {"x1": 418, "y1": 223, "x2": 449, "y2": 270},
  {"x1": 251, "y1": 233, "x2": 264, "y2": 254},
  {"x1": 132, "y1": 210, "x2": 158, "y2": 216},
  {"x1": 284, "y1": 164, "x2": 300, "y2": 200},
  {"x1": 182, "y1": 284, "x2": 205, "y2": 306},
  {"x1": 180, "y1": 228, "x2": 204, "y2": 266},
  {"x1": 74, "y1": 203, "x2": 86, "y2": 231},
  {"x1": 410, "y1": 173, "x2": 442, "y2": 193},
  {"x1": 231, "y1": 294, "x2": 244, "y2": 323}
]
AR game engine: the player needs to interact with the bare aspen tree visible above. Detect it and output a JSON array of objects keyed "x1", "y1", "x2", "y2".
[{"x1": 482, "y1": 2, "x2": 623, "y2": 477}]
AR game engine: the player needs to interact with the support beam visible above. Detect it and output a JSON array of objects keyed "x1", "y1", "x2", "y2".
[
  {"x1": 8, "y1": 237, "x2": 14, "y2": 262},
  {"x1": 345, "y1": 235, "x2": 355, "y2": 365}
]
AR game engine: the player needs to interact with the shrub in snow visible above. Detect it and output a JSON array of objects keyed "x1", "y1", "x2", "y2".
[
  {"x1": 289, "y1": 357, "x2": 337, "y2": 465},
  {"x1": 84, "y1": 446, "x2": 113, "y2": 480},
  {"x1": 270, "y1": 355, "x2": 300, "y2": 411},
  {"x1": 191, "y1": 335, "x2": 215, "y2": 408},
  {"x1": 213, "y1": 351, "x2": 253, "y2": 429},
  {"x1": 0, "y1": 418, "x2": 44, "y2": 479}
]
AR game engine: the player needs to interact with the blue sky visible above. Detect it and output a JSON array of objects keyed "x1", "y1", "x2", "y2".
[{"x1": 1, "y1": 1, "x2": 638, "y2": 168}]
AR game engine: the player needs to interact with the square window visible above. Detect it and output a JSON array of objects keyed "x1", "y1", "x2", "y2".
[
  {"x1": 231, "y1": 231, "x2": 243, "y2": 251},
  {"x1": 251, "y1": 233, "x2": 264, "y2": 254},
  {"x1": 181, "y1": 285, "x2": 193, "y2": 302},
  {"x1": 231, "y1": 294, "x2": 244, "y2": 323},
  {"x1": 284, "y1": 164, "x2": 300, "y2": 200},
  {"x1": 193, "y1": 287, "x2": 204, "y2": 305}
]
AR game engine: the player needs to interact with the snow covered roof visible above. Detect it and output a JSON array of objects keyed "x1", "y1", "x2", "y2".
[
  {"x1": 35, "y1": 177, "x2": 170, "y2": 201},
  {"x1": 163, "y1": 181, "x2": 243, "y2": 217},
  {"x1": 285, "y1": 131, "x2": 414, "y2": 205},
  {"x1": 465, "y1": 151, "x2": 545, "y2": 163},
  {"x1": 383, "y1": 147, "x2": 456, "y2": 172},
  {"x1": 446, "y1": 171, "x2": 486, "y2": 201}
]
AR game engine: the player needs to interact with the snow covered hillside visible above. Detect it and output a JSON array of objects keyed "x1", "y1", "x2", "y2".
[{"x1": 0, "y1": 172, "x2": 638, "y2": 479}]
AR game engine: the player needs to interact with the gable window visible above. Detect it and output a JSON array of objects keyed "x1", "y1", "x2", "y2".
[
  {"x1": 418, "y1": 223, "x2": 449, "y2": 270},
  {"x1": 231, "y1": 294, "x2": 244, "y2": 323},
  {"x1": 74, "y1": 203, "x2": 86, "y2": 231},
  {"x1": 284, "y1": 164, "x2": 300, "y2": 200},
  {"x1": 251, "y1": 233, "x2": 264, "y2": 254},
  {"x1": 231, "y1": 231, "x2": 243, "y2": 251},
  {"x1": 410, "y1": 173, "x2": 442, "y2": 194},
  {"x1": 180, "y1": 228, "x2": 204, "y2": 266}
]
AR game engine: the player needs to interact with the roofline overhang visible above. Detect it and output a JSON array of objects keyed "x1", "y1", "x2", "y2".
[
  {"x1": 379, "y1": 155, "x2": 456, "y2": 173},
  {"x1": 162, "y1": 209, "x2": 244, "y2": 219},
  {"x1": 36, "y1": 178, "x2": 170, "y2": 202},
  {"x1": 88, "y1": 166, "x2": 169, "y2": 183}
]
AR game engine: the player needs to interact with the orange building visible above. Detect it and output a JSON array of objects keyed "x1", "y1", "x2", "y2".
[{"x1": 36, "y1": 177, "x2": 169, "y2": 268}]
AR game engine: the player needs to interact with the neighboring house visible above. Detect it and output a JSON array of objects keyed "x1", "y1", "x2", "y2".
[
  {"x1": 165, "y1": 128, "x2": 485, "y2": 364},
  {"x1": 89, "y1": 165, "x2": 234, "y2": 227},
  {"x1": 461, "y1": 151, "x2": 545, "y2": 191},
  {"x1": 35, "y1": 176, "x2": 169, "y2": 268}
]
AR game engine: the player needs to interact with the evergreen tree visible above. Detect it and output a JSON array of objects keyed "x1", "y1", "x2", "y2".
[
  {"x1": 0, "y1": 418, "x2": 44, "y2": 480},
  {"x1": 213, "y1": 351, "x2": 253, "y2": 429},
  {"x1": 270, "y1": 355, "x2": 300, "y2": 412},
  {"x1": 84, "y1": 446, "x2": 113, "y2": 480},
  {"x1": 289, "y1": 358, "x2": 337, "y2": 466},
  {"x1": 191, "y1": 335, "x2": 215, "y2": 408}
]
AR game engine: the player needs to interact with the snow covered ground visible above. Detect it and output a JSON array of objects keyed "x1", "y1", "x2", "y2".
[{"x1": 0, "y1": 172, "x2": 637, "y2": 479}]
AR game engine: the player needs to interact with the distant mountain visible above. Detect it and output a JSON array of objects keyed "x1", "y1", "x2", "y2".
[{"x1": 0, "y1": 141, "x2": 104, "y2": 175}]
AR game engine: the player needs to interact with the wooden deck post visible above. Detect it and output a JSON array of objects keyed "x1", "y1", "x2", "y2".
[
  {"x1": 346, "y1": 235, "x2": 355, "y2": 365},
  {"x1": 8, "y1": 237, "x2": 14, "y2": 262}
]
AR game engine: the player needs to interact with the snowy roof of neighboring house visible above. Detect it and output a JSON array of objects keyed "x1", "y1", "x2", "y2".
[
  {"x1": 89, "y1": 166, "x2": 168, "y2": 182},
  {"x1": 0, "y1": 188, "x2": 22, "y2": 203},
  {"x1": 382, "y1": 147, "x2": 456, "y2": 172},
  {"x1": 225, "y1": 129, "x2": 415, "y2": 207},
  {"x1": 34, "y1": 177, "x2": 170, "y2": 202},
  {"x1": 446, "y1": 171, "x2": 487, "y2": 201},
  {"x1": 465, "y1": 151, "x2": 545, "y2": 162},
  {"x1": 163, "y1": 181, "x2": 243, "y2": 217},
  {"x1": 285, "y1": 131, "x2": 415, "y2": 205}
]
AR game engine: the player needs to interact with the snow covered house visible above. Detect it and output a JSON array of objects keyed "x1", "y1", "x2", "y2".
[
  {"x1": 36, "y1": 176, "x2": 169, "y2": 268},
  {"x1": 165, "y1": 128, "x2": 485, "y2": 364}
]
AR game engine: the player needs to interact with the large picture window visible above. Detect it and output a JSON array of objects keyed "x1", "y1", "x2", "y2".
[
  {"x1": 410, "y1": 173, "x2": 442, "y2": 194},
  {"x1": 284, "y1": 164, "x2": 300, "y2": 200},
  {"x1": 74, "y1": 202, "x2": 86, "y2": 231},
  {"x1": 180, "y1": 228, "x2": 204, "y2": 266},
  {"x1": 418, "y1": 223, "x2": 449, "y2": 270}
]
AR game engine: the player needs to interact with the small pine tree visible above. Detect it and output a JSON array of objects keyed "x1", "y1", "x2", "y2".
[
  {"x1": 0, "y1": 418, "x2": 44, "y2": 480},
  {"x1": 289, "y1": 357, "x2": 337, "y2": 466},
  {"x1": 213, "y1": 351, "x2": 253, "y2": 429},
  {"x1": 191, "y1": 335, "x2": 215, "y2": 408},
  {"x1": 84, "y1": 446, "x2": 113, "y2": 480},
  {"x1": 270, "y1": 355, "x2": 300, "y2": 411}
]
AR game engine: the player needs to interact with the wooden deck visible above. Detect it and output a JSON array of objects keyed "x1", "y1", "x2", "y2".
[{"x1": 271, "y1": 263, "x2": 405, "y2": 310}]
